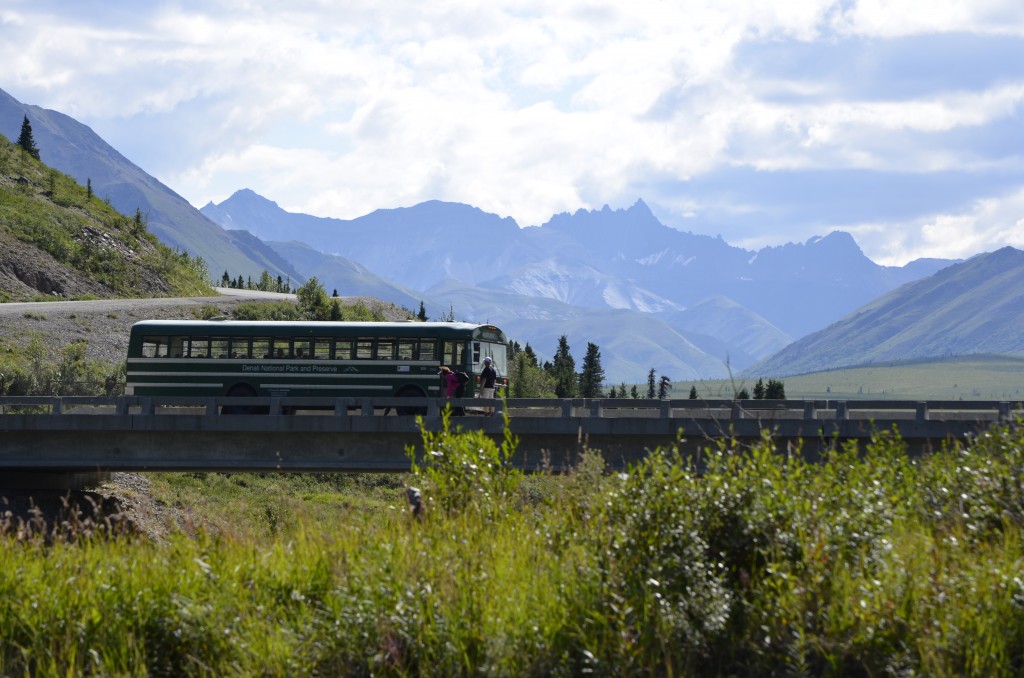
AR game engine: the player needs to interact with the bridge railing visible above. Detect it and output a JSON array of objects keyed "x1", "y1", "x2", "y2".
[{"x1": 1, "y1": 396, "x2": 1023, "y2": 422}]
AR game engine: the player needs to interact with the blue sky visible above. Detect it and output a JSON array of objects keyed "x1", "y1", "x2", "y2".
[{"x1": 2, "y1": 0, "x2": 1024, "y2": 265}]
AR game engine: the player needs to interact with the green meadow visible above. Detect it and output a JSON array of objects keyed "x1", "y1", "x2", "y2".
[{"x1": 686, "y1": 354, "x2": 1024, "y2": 401}]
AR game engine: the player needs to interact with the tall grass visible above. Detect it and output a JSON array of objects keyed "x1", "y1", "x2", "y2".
[{"x1": 2, "y1": 419, "x2": 1024, "y2": 675}]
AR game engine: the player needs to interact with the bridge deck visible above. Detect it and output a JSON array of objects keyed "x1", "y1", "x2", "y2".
[{"x1": 1, "y1": 397, "x2": 1020, "y2": 480}]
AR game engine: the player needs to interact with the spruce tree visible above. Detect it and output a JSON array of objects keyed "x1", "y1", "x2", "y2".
[
  {"x1": 578, "y1": 342, "x2": 605, "y2": 398},
  {"x1": 765, "y1": 378, "x2": 786, "y2": 399},
  {"x1": 646, "y1": 368, "x2": 657, "y2": 399},
  {"x1": 551, "y1": 335, "x2": 576, "y2": 398},
  {"x1": 17, "y1": 115, "x2": 40, "y2": 160},
  {"x1": 417, "y1": 301, "x2": 428, "y2": 321},
  {"x1": 689, "y1": 385, "x2": 698, "y2": 399},
  {"x1": 657, "y1": 375, "x2": 672, "y2": 399},
  {"x1": 753, "y1": 378, "x2": 766, "y2": 399}
]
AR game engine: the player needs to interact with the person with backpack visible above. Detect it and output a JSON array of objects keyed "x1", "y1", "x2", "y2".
[{"x1": 438, "y1": 366, "x2": 467, "y2": 415}]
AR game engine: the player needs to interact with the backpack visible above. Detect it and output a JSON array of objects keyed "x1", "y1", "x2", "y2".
[{"x1": 454, "y1": 371, "x2": 470, "y2": 398}]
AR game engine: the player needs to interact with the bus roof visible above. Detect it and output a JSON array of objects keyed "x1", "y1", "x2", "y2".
[{"x1": 129, "y1": 320, "x2": 504, "y2": 337}]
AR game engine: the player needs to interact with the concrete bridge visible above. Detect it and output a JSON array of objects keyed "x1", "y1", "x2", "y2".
[{"x1": 2, "y1": 395, "x2": 1020, "y2": 488}]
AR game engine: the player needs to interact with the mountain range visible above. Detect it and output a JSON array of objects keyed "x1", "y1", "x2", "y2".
[
  {"x1": 755, "y1": 247, "x2": 1024, "y2": 376},
  {"x1": 200, "y1": 189, "x2": 953, "y2": 380},
  {"x1": 10, "y1": 85, "x2": 1016, "y2": 385}
]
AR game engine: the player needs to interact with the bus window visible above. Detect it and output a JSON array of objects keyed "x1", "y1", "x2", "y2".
[
  {"x1": 443, "y1": 341, "x2": 466, "y2": 367},
  {"x1": 397, "y1": 339, "x2": 416, "y2": 360},
  {"x1": 230, "y1": 337, "x2": 250, "y2": 359},
  {"x1": 272, "y1": 337, "x2": 291, "y2": 359},
  {"x1": 190, "y1": 337, "x2": 210, "y2": 358},
  {"x1": 473, "y1": 341, "x2": 481, "y2": 364},
  {"x1": 356, "y1": 338, "x2": 374, "y2": 360},
  {"x1": 212, "y1": 337, "x2": 230, "y2": 359},
  {"x1": 377, "y1": 338, "x2": 396, "y2": 360},
  {"x1": 169, "y1": 337, "x2": 186, "y2": 358},
  {"x1": 142, "y1": 337, "x2": 168, "y2": 358},
  {"x1": 334, "y1": 339, "x2": 354, "y2": 360},
  {"x1": 419, "y1": 339, "x2": 436, "y2": 361},
  {"x1": 294, "y1": 338, "x2": 311, "y2": 359},
  {"x1": 253, "y1": 337, "x2": 271, "y2": 359},
  {"x1": 313, "y1": 337, "x2": 331, "y2": 360}
]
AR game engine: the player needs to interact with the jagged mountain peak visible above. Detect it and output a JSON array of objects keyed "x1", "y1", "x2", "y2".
[{"x1": 543, "y1": 198, "x2": 662, "y2": 234}]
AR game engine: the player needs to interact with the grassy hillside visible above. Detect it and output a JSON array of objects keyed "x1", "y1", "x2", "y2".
[
  {"x1": 0, "y1": 90, "x2": 300, "y2": 282},
  {"x1": 753, "y1": 247, "x2": 1024, "y2": 377},
  {"x1": 0, "y1": 134, "x2": 213, "y2": 301},
  {"x1": 683, "y1": 354, "x2": 1024, "y2": 401}
]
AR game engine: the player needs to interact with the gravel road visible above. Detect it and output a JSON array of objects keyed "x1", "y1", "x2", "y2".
[{"x1": 0, "y1": 288, "x2": 296, "y2": 364}]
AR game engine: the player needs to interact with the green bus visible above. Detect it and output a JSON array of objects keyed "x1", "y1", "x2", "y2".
[{"x1": 125, "y1": 320, "x2": 508, "y2": 411}]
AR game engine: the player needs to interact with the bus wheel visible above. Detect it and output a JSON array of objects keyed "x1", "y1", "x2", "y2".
[
  {"x1": 223, "y1": 384, "x2": 268, "y2": 415},
  {"x1": 395, "y1": 386, "x2": 427, "y2": 416}
]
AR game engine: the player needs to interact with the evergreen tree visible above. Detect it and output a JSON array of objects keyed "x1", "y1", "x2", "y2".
[
  {"x1": 439, "y1": 304, "x2": 456, "y2": 322},
  {"x1": 578, "y1": 342, "x2": 605, "y2": 398},
  {"x1": 17, "y1": 115, "x2": 40, "y2": 160},
  {"x1": 417, "y1": 301, "x2": 428, "y2": 322},
  {"x1": 689, "y1": 384, "x2": 698, "y2": 399},
  {"x1": 221, "y1": 271, "x2": 231, "y2": 287},
  {"x1": 332, "y1": 288, "x2": 339, "y2": 298},
  {"x1": 236, "y1": 275, "x2": 244, "y2": 289},
  {"x1": 630, "y1": 385, "x2": 640, "y2": 399},
  {"x1": 86, "y1": 178, "x2": 93, "y2": 201},
  {"x1": 753, "y1": 378, "x2": 766, "y2": 400},
  {"x1": 646, "y1": 368, "x2": 657, "y2": 399},
  {"x1": 523, "y1": 343, "x2": 539, "y2": 368},
  {"x1": 736, "y1": 387, "x2": 750, "y2": 399},
  {"x1": 329, "y1": 299, "x2": 342, "y2": 321},
  {"x1": 657, "y1": 375, "x2": 671, "y2": 399},
  {"x1": 619, "y1": 382, "x2": 628, "y2": 398},
  {"x1": 765, "y1": 378, "x2": 786, "y2": 399},
  {"x1": 132, "y1": 208, "x2": 145, "y2": 236},
  {"x1": 276, "y1": 275, "x2": 285, "y2": 293},
  {"x1": 551, "y1": 335, "x2": 576, "y2": 398},
  {"x1": 608, "y1": 385, "x2": 617, "y2": 398}
]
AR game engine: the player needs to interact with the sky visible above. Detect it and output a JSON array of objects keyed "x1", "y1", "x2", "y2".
[{"x1": 2, "y1": 1, "x2": 1024, "y2": 266}]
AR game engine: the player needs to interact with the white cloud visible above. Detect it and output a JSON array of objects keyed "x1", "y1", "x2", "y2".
[
  {"x1": 2, "y1": 0, "x2": 1024, "y2": 260},
  {"x1": 835, "y1": 0, "x2": 1024, "y2": 37},
  {"x1": 846, "y1": 185, "x2": 1024, "y2": 264}
]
